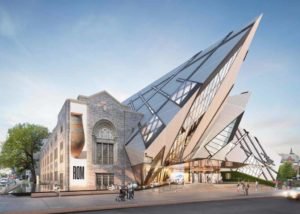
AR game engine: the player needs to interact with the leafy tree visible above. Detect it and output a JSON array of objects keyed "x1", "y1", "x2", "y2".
[
  {"x1": 0, "y1": 123, "x2": 48, "y2": 183},
  {"x1": 277, "y1": 162, "x2": 297, "y2": 181}
]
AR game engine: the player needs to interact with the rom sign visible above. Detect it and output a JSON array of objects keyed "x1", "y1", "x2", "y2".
[{"x1": 73, "y1": 166, "x2": 84, "y2": 179}]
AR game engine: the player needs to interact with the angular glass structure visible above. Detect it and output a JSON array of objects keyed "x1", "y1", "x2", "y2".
[{"x1": 123, "y1": 15, "x2": 281, "y2": 186}]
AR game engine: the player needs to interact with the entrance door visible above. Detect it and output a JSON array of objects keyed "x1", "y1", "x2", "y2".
[{"x1": 96, "y1": 173, "x2": 114, "y2": 189}]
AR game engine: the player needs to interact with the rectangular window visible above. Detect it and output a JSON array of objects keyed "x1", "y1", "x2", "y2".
[
  {"x1": 96, "y1": 173, "x2": 114, "y2": 189},
  {"x1": 60, "y1": 173, "x2": 64, "y2": 189},
  {"x1": 54, "y1": 148, "x2": 58, "y2": 160},
  {"x1": 60, "y1": 154, "x2": 63, "y2": 163},
  {"x1": 96, "y1": 143, "x2": 114, "y2": 165},
  {"x1": 103, "y1": 144, "x2": 108, "y2": 164},
  {"x1": 109, "y1": 144, "x2": 113, "y2": 164},
  {"x1": 54, "y1": 171, "x2": 58, "y2": 181},
  {"x1": 60, "y1": 141, "x2": 63, "y2": 150}
]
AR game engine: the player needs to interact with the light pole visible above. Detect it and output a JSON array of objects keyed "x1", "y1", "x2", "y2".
[
  {"x1": 123, "y1": 110, "x2": 126, "y2": 186},
  {"x1": 297, "y1": 160, "x2": 300, "y2": 180}
]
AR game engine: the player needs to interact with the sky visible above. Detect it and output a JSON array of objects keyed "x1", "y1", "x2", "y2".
[{"x1": 0, "y1": 0, "x2": 299, "y2": 155}]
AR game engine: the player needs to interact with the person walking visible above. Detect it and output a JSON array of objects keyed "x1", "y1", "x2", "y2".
[
  {"x1": 236, "y1": 182, "x2": 240, "y2": 192},
  {"x1": 241, "y1": 182, "x2": 245, "y2": 195},
  {"x1": 128, "y1": 183, "x2": 134, "y2": 200},
  {"x1": 245, "y1": 182, "x2": 250, "y2": 196},
  {"x1": 255, "y1": 181, "x2": 259, "y2": 192}
]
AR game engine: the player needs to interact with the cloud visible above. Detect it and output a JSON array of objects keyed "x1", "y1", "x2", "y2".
[
  {"x1": 0, "y1": 72, "x2": 68, "y2": 141},
  {"x1": 249, "y1": 116, "x2": 299, "y2": 130},
  {"x1": 0, "y1": 6, "x2": 17, "y2": 38}
]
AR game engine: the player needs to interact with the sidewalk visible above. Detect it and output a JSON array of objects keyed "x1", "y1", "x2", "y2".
[{"x1": 0, "y1": 183, "x2": 280, "y2": 214}]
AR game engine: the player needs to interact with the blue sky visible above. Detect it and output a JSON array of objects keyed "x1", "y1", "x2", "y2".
[{"x1": 0, "y1": 0, "x2": 299, "y2": 155}]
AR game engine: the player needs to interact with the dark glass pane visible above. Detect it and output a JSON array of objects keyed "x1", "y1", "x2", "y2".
[
  {"x1": 109, "y1": 144, "x2": 113, "y2": 164},
  {"x1": 103, "y1": 144, "x2": 108, "y2": 165}
]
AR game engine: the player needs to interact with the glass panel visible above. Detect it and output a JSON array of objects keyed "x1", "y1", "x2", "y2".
[
  {"x1": 103, "y1": 144, "x2": 108, "y2": 165},
  {"x1": 132, "y1": 98, "x2": 144, "y2": 110},
  {"x1": 165, "y1": 49, "x2": 240, "y2": 165},
  {"x1": 109, "y1": 144, "x2": 113, "y2": 164},
  {"x1": 97, "y1": 143, "x2": 103, "y2": 164},
  {"x1": 148, "y1": 93, "x2": 168, "y2": 112},
  {"x1": 142, "y1": 89, "x2": 157, "y2": 100},
  {"x1": 109, "y1": 174, "x2": 114, "y2": 185}
]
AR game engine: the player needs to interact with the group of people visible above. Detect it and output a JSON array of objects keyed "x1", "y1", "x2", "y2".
[
  {"x1": 236, "y1": 181, "x2": 260, "y2": 196},
  {"x1": 115, "y1": 183, "x2": 135, "y2": 201}
]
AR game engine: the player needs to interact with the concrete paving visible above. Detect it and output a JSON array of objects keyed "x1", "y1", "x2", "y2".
[
  {"x1": 0, "y1": 183, "x2": 281, "y2": 214},
  {"x1": 75, "y1": 197, "x2": 300, "y2": 214}
]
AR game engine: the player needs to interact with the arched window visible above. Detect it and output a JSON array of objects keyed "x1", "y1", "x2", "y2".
[
  {"x1": 93, "y1": 121, "x2": 115, "y2": 165},
  {"x1": 98, "y1": 127, "x2": 114, "y2": 140}
]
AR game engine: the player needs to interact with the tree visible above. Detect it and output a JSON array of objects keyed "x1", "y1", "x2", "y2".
[
  {"x1": 0, "y1": 123, "x2": 48, "y2": 183},
  {"x1": 277, "y1": 162, "x2": 297, "y2": 181}
]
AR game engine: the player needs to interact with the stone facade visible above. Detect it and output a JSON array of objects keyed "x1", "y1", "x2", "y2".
[{"x1": 40, "y1": 91, "x2": 142, "y2": 190}]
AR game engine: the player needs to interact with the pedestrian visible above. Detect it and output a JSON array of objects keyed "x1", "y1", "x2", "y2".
[
  {"x1": 131, "y1": 184, "x2": 135, "y2": 199},
  {"x1": 241, "y1": 182, "x2": 245, "y2": 195},
  {"x1": 255, "y1": 181, "x2": 259, "y2": 192},
  {"x1": 126, "y1": 184, "x2": 130, "y2": 199},
  {"x1": 245, "y1": 182, "x2": 250, "y2": 196},
  {"x1": 237, "y1": 182, "x2": 240, "y2": 192},
  {"x1": 128, "y1": 183, "x2": 134, "y2": 200}
]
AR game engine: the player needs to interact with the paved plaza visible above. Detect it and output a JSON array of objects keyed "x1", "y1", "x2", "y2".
[
  {"x1": 0, "y1": 183, "x2": 281, "y2": 214},
  {"x1": 76, "y1": 197, "x2": 300, "y2": 214}
]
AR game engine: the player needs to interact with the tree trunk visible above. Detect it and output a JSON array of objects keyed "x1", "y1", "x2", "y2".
[
  {"x1": 31, "y1": 156, "x2": 36, "y2": 183},
  {"x1": 31, "y1": 168, "x2": 36, "y2": 183}
]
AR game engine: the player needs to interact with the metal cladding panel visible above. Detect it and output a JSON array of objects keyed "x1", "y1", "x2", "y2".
[
  {"x1": 262, "y1": 167, "x2": 273, "y2": 180},
  {"x1": 226, "y1": 144, "x2": 248, "y2": 163},
  {"x1": 212, "y1": 141, "x2": 235, "y2": 161},
  {"x1": 126, "y1": 133, "x2": 146, "y2": 166},
  {"x1": 191, "y1": 92, "x2": 250, "y2": 159},
  {"x1": 262, "y1": 146, "x2": 281, "y2": 177},
  {"x1": 243, "y1": 136, "x2": 264, "y2": 166},
  {"x1": 123, "y1": 16, "x2": 268, "y2": 175},
  {"x1": 189, "y1": 28, "x2": 249, "y2": 83},
  {"x1": 145, "y1": 89, "x2": 199, "y2": 161},
  {"x1": 157, "y1": 101, "x2": 181, "y2": 125},
  {"x1": 183, "y1": 16, "x2": 262, "y2": 159},
  {"x1": 195, "y1": 147, "x2": 210, "y2": 159}
]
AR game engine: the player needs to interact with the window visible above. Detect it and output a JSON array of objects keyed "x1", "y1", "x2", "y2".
[
  {"x1": 96, "y1": 143, "x2": 113, "y2": 165},
  {"x1": 98, "y1": 127, "x2": 114, "y2": 139},
  {"x1": 54, "y1": 148, "x2": 58, "y2": 160},
  {"x1": 96, "y1": 173, "x2": 114, "y2": 189},
  {"x1": 60, "y1": 154, "x2": 63, "y2": 163},
  {"x1": 94, "y1": 122, "x2": 115, "y2": 165},
  {"x1": 54, "y1": 171, "x2": 58, "y2": 181},
  {"x1": 60, "y1": 125, "x2": 63, "y2": 133},
  {"x1": 60, "y1": 141, "x2": 63, "y2": 150},
  {"x1": 59, "y1": 173, "x2": 64, "y2": 189}
]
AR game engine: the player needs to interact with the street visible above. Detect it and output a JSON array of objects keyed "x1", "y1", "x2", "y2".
[{"x1": 75, "y1": 197, "x2": 300, "y2": 214}]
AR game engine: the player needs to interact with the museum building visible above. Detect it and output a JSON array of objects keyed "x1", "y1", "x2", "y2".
[{"x1": 39, "y1": 15, "x2": 281, "y2": 191}]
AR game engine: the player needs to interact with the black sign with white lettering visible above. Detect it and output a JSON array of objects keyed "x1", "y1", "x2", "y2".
[{"x1": 73, "y1": 166, "x2": 84, "y2": 179}]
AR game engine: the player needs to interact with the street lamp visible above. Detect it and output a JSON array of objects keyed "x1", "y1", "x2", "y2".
[{"x1": 297, "y1": 160, "x2": 300, "y2": 180}]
